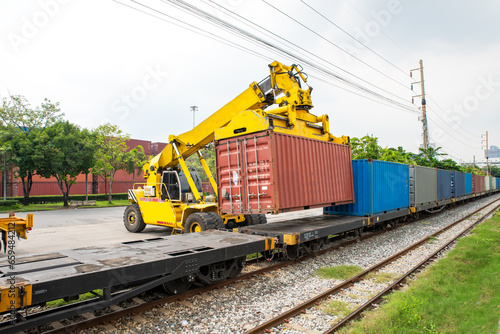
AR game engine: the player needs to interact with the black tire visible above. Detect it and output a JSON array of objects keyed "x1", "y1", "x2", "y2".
[
  {"x1": 184, "y1": 212, "x2": 216, "y2": 233},
  {"x1": 206, "y1": 212, "x2": 224, "y2": 229},
  {"x1": 256, "y1": 214, "x2": 267, "y2": 224},
  {"x1": 123, "y1": 204, "x2": 146, "y2": 233},
  {"x1": 244, "y1": 214, "x2": 267, "y2": 225},
  {"x1": 244, "y1": 214, "x2": 257, "y2": 226}
]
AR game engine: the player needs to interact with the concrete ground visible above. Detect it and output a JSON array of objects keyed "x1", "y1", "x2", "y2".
[{"x1": 3, "y1": 207, "x2": 322, "y2": 256}]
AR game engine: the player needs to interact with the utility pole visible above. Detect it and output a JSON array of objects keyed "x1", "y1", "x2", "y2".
[
  {"x1": 190, "y1": 106, "x2": 198, "y2": 129},
  {"x1": 481, "y1": 131, "x2": 489, "y2": 176},
  {"x1": 410, "y1": 60, "x2": 429, "y2": 149}
]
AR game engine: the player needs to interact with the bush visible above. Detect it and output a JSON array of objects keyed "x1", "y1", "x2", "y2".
[
  {"x1": 7, "y1": 193, "x2": 128, "y2": 204},
  {"x1": 0, "y1": 200, "x2": 20, "y2": 208}
]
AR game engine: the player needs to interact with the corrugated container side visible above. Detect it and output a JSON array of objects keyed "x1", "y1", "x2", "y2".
[
  {"x1": 452, "y1": 171, "x2": 466, "y2": 198},
  {"x1": 324, "y1": 159, "x2": 409, "y2": 216},
  {"x1": 465, "y1": 173, "x2": 473, "y2": 195},
  {"x1": 324, "y1": 159, "x2": 370, "y2": 216},
  {"x1": 497, "y1": 177, "x2": 499, "y2": 190},
  {"x1": 216, "y1": 131, "x2": 354, "y2": 215},
  {"x1": 273, "y1": 132, "x2": 354, "y2": 210},
  {"x1": 485, "y1": 176, "x2": 491, "y2": 191},
  {"x1": 372, "y1": 160, "x2": 410, "y2": 213},
  {"x1": 473, "y1": 174, "x2": 484, "y2": 194},
  {"x1": 437, "y1": 169, "x2": 452, "y2": 201},
  {"x1": 410, "y1": 165, "x2": 437, "y2": 206}
]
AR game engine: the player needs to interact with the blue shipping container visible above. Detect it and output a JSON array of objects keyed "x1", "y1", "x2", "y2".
[
  {"x1": 437, "y1": 169, "x2": 453, "y2": 201},
  {"x1": 324, "y1": 159, "x2": 409, "y2": 216},
  {"x1": 497, "y1": 177, "x2": 499, "y2": 189},
  {"x1": 465, "y1": 173, "x2": 473, "y2": 195},
  {"x1": 452, "y1": 171, "x2": 466, "y2": 198}
]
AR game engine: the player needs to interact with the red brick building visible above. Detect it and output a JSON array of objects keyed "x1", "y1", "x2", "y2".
[{"x1": 1, "y1": 138, "x2": 169, "y2": 197}]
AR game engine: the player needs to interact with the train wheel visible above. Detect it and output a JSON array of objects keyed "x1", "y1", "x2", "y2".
[
  {"x1": 311, "y1": 238, "x2": 323, "y2": 252},
  {"x1": 123, "y1": 204, "x2": 146, "y2": 233},
  {"x1": 284, "y1": 245, "x2": 300, "y2": 260},
  {"x1": 227, "y1": 257, "x2": 246, "y2": 278},
  {"x1": 162, "y1": 276, "x2": 193, "y2": 295}
]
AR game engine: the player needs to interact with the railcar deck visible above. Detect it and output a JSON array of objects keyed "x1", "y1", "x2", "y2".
[
  {"x1": 0, "y1": 230, "x2": 272, "y2": 333},
  {"x1": 238, "y1": 214, "x2": 371, "y2": 245}
]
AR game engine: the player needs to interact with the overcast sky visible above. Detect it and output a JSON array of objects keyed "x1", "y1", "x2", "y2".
[{"x1": 1, "y1": 0, "x2": 499, "y2": 163}]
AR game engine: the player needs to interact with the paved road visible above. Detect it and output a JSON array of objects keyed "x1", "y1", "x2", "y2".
[{"x1": 2, "y1": 207, "x2": 322, "y2": 256}]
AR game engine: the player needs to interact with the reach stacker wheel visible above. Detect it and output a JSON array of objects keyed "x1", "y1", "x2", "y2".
[
  {"x1": 124, "y1": 204, "x2": 146, "y2": 233},
  {"x1": 184, "y1": 212, "x2": 217, "y2": 233}
]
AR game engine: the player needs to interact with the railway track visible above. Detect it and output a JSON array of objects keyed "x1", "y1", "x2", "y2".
[
  {"x1": 32, "y1": 224, "x2": 384, "y2": 333},
  {"x1": 245, "y1": 199, "x2": 500, "y2": 334},
  {"x1": 11, "y1": 197, "x2": 498, "y2": 334}
]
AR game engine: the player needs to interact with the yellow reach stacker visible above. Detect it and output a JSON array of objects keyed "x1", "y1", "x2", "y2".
[{"x1": 124, "y1": 61, "x2": 348, "y2": 234}]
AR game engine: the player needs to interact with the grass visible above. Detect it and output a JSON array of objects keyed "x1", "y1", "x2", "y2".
[
  {"x1": 46, "y1": 290, "x2": 102, "y2": 308},
  {"x1": 0, "y1": 200, "x2": 130, "y2": 213},
  {"x1": 341, "y1": 209, "x2": 500, "y2": 334},
  {"x1": 365, "y1": 271, "x2": 399, "y2": 284},
  {"x1": 316, "y1": 265, "x2": 363, "y2": 280},
  {"x1": 320, "y1": 299, "x2": 352, "y2": 317}
]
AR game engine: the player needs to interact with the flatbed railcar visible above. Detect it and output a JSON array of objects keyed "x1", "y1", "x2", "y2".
[{"x1": 0, "y1": 231, "x2": 274, "y2": 333}]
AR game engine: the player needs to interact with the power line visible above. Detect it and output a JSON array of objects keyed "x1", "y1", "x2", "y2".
[
  {"x1": 427, "y1": 117, "x2": 478, "y2": 150},
  {"x1": 425, "y1": 95, "x2": 481, "y2": 139},
  {"x1": 343, "y1": 0, "x2": 417, "y2": 62},
  {"x1": 341, "y1": 0, "x2": 483, "y2": 141},
  {"x1": 299, "y1": 0, "x2": 411, "y2": 79},
  {"x1": 112, "y1": 0, "x2": 273, "y2": 62},
  {"x1": 160, "y1": 0, "x2": 418, "y2": 112},
  {"x1": 113, "y1": 0, "x2": 418, "y2": 114},
  {"x1": 202, "y1": 0, "x2": 415, "y2": 108},
  {"x1": 261, "y1": 0, "x2": 411, "y2": 93},
  {"x1": 309, "y1": 74, "x2": 419, "y2": 114}
]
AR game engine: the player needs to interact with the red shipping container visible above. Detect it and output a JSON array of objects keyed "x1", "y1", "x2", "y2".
[
  {"x1": 216, "y1": 130, "x2": 354, "y2": 215},
  {"x1": 473, "y1": 174, "x2": 485, "y2": 194}
]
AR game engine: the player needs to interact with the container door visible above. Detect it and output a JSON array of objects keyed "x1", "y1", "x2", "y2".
[
  {"x1": 216, "y1": 138, "x2": 247, "y2": 214},
  {"x1": 216, "y1": 133, "x2": 275, "y2": 214},
  {"x1": 241, "y1": 134, "x2": 274, "y2": 213}
]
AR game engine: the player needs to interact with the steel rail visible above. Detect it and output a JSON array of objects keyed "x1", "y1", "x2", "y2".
[
  {"x1": 36, "y1": 219, "x2": 402, "y2": 333},
  {"x1": 245, "y1": 199, "x2": 500, "y2": 334},
  {"x1": 325, "y1": 200, "x2": 500, "y2": 333},
  {"x1": 7, "y1": 195, "x2": 495, "y2": 334}
]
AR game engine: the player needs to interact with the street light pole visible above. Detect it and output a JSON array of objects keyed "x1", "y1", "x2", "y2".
[{"x1": 190, "y1": 106, "x2": 198, "y2": 128}]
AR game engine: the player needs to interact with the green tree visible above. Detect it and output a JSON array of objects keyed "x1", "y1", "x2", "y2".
[
  {"x1": 380, "y1": 146, "x2": 415, "y2": 164},
  {"x1": 185, "y1": 143, "x2": 216, "y2": 182},
  {"x1": 489, "y1": 166, "x2": 500, "y2": 177},
  {"x1": 36, "y1": 121, "x2": 95, "y2": 206},
  {"x1": 413, "y1": 146, "x2": 445, "y2": 167},
  {"x1": 0, "y1": 95, "x2": 63, "y2": 205},
  {"x1": 124, "y1": 145, "x2": 148, "y2": 186},
  {"x1": 350, "y1": 135, "x2": 382, "y2": 160},
  {"x1": 91, "y1": 123, "x2": 131, "y2": 203}
]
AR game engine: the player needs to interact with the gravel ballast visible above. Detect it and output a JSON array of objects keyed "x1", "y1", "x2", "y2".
[{"x1": 81, "y1": 194, "x2": 500, "y2": 334}]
